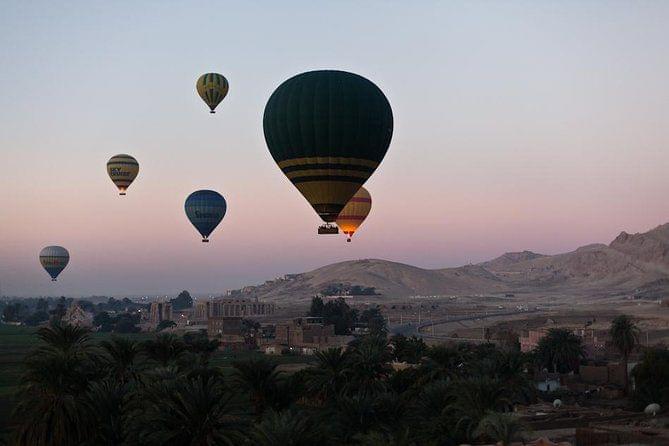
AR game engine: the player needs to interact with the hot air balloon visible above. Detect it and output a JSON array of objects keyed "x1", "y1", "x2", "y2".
[
  {"x1": 39, "y1": 246, "x2": 69, "y2": 281},
  {"x1": 185, "y1": 190, "x2": 227, "y2": 242},
  {"x1": 196, "y1": 73, "x2": 229, "y2": 113},
  {"x1": 263, "y1": 70, "x2": 393, "y2": 234},
  {"x1": 107, "y1": 154, "x2": 139, "y2": 196},
  {"x1": 336, "y1": 186, "x2": 372, "y2": 242}
]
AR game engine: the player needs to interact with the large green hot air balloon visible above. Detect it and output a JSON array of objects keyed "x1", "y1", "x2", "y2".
[{"x1": 263, "y1": 70, "x2": 393, "y2": 234}]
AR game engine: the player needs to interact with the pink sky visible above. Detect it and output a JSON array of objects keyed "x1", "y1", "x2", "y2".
[{"x1": 1, "y1": 2, "x2": 669, "y2": 296}]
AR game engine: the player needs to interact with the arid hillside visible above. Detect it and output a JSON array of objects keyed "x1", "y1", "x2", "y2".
[{"x1": 231, "y1": 223, "x2": 669, "y2": 301}]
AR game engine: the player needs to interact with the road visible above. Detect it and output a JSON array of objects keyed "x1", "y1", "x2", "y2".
[{"x1": 389, "y1": 309, "x2": 538, "y2": 339}]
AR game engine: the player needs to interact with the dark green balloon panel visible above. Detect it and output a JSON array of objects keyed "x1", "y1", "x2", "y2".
[{"x1": 263, "y1": 70, "x2": 393, "y2": 163}]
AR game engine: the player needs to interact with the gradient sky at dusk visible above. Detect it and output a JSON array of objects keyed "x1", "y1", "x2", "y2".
[{"x1": 2, "y1": 1, "x2": 669, "y2": 296}]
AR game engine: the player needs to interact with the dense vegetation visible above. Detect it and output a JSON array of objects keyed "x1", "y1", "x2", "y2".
[
  {"x1": 3, "y1": 308, "x2": 666, "y2": 445},
  {"x1": 308, "y1": 297, "x2": 386, "y2": 335},
  {"x1": 5, "y1": 323, "x2": 538, "y2": 446}
]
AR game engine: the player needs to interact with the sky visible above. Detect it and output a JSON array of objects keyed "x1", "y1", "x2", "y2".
[{"x1": 1, "y1": 1, "x2": 669, "y2": 297}]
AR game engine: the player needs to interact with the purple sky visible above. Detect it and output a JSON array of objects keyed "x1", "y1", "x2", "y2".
[{"x1": 2, "y1": 2, "x2": 669, "y2": 296}]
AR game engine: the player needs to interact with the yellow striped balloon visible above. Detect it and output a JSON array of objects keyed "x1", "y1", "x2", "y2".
[
  {"x1": 196, "y1": 73, "x2": 229, "y2": 113},
  {"x1": 107, "y1": 154, "x2": 139, "y2": 196},
  {"x1": 336, "y1": 186, "x2": 372, "y2": 242}
]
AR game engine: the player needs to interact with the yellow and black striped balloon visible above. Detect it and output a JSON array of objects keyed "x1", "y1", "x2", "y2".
[
  {"x1": 263, "y1": 71, "x2": 393, "y2": 224},
  {"x1": 196, "y1": 73, "x2": 229, "y2": 113},
  {"x1": 107, "y1": 154, "x2": 139, "y2": 196}
]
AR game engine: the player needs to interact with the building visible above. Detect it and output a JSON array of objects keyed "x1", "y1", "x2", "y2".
[
  {"x1": 207, "y1": 316, "x2": 248, "y2": 350},
  {"x1": 273, "y1": 317, "x2": 352, "y2": 353},
  {"x1": 149, "y1": 301, "x2": 172, "y2": 324},
  {"x1": 195, "y1": 297, "x2": 274, "y2": 321},
  {"x1": 520, "y1": 327, "x2": 609, "y2": 359},
  {"x1": 62, "y1": 304, "x2": 93, "y2": 327}
]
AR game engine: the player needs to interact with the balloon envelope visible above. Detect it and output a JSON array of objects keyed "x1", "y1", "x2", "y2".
[
  {"x1": 336, "y1": 187, "x2": 372, "y2": 242},
  {"x1": 185, "y1": 190, "x2": 227, "y2": 242},
  {"x1": 263, "y1": 70, "x2": 393, "y2": 224},
  {"x1": 196, "y1": 73, "x2": 229, "y2": 113},
  {"x1": 39, "y1": 246, "x2": 69, "y2": 281},
  {"x1": 107, "y1": 154, "x2": 139, "y2": 195}
]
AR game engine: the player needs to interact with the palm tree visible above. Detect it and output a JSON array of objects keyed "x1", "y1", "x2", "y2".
[
  {"x1": 251, "y1": 410, "x2": 321, "y2": 446},
  {"x1": 34, "y1": 322, "x2": 94, "y2": 357},
  {"x1": 414, "y1": 380, "x2": 460, "y2": 444},
  {"x1": 473, "y1": 411, "x2": 524, "y2": 446},
  {"x1": 356, "y1": 429, "x2": 416, "y2": 446},
  {"x1": 124, "y1": 375, "x2": 246, "y2": 446},
  {"x1": 345, "y1": 335, "x2": 393, "y2": 396},
  {"x1": 305, "y1": 347, "x2": 350, "y2": 401},
  {"x1": 232, "y1": 358, "x2": 281, "y2": 417},
  {"x1": 447, "y1": 377, "x2": 510, "y2": 441},
  {"x1": 610, "y1": 315, "x2": 639, "y2": 394},
  {"x1": 331, "y1": 393, "x2": 378, "y2": 443},
  {"x1": 100, "y1": 336, "x2": 140, "y2": 384},
  {"x1": 418, "y1": 344, "x2": 464, "y2": 383},
  {"x1": 182, "y1": 331, "x2": 221, "y2": 367},
  {"x1": 141, "y1": 333, "x2": 186, "y2": 367},
  {"x1": 11, "y1": 324, "x2": 97, "y2": 446},
  {"x1": 535, "y1": 328, "x2": 585, "y2": 373},
  {"x1": 80, "y1": 379, "x2": 128, "y2": 446}
]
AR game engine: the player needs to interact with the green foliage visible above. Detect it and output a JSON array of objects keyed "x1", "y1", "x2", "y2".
[
  {"x1": 251, "y1": 409, "x2": 321, "y2": 446},
  {"x1": 360, "y1": 307, "x2": 387, "y2": 335},
  {"x1": 473, "y1": 411, "x2": 525, "y2": 446},
  {"x1": 124, "y1": 374, "x2": 246, "y2": 446},
  {"x1": 2, "y1": 303, "x2": 27, "y2": 323},
  {"x1": 3, "y1": 324, "x2": 538, "y2": 445},
  {"x1": 142, "y1": 333, "x2": 186, "y2": 367},
  {"x1": 96, "y1": 312, "x2": 141, "y2": 333},
  {"x1": 534, "y1": 328, "x2": 585, "y2": 373},
  {"x1": 610, "y1": 315, "x2": 639, "y2": 359},
  {"x1": 390, "y1": 334, "x2": 427, "y2": 364},
  {"x1": 22, "y1": 311, "x2": 49, "y2": 326},
  {"x1": 170, "y1": 290, "x2": 193, "y2": 311},
  {"x1": 610, "y1": 315, "x2": 640, "y2": 394},
  {"x1": 632, "y1": 347, "x2": 669, "y2": 410},
  {"x1": 156, "y1": 320, "x2": 177, "y2": 332},
  {"x1": 308, "y1": 297, "x2": 358, "y2": 335},
  {"x1": 92, "y1": 311, "x2": 111, "y2": 327}
]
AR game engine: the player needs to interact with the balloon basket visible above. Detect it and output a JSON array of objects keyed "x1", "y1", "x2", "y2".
[
  {"x1": 119, "y1": 192, "x2": 126, "y2": 196},
  {"x1": 202, "y1": 239, "x2": 209, "y2": 243},
  {"x1": 318, "y1": 224, "x2": 339, "y2": 235},
  {"x1": 210, "y1": 110, "x2": 216, "y2": 114},
  {"x1": 51, "y1": 278, "x2": 57, "y2": 282}
]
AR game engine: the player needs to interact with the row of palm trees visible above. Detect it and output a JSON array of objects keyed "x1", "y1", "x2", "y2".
[
  {"x1": 6, "y1": 314, "x2": 643, "y2": 446},
  {"x1": 7, "y1": 324, "x2": 538, "y2": 446}
]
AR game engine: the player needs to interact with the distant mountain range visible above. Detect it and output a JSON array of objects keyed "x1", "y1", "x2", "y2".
[{"x1": 231, "y1": 223, "x2": 669, "y2": 302}]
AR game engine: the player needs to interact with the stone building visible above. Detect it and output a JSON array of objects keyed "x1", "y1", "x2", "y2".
[
  {"x1": 207, "y1": 316, "x2": 248, "y2": 350},
  {"x1": 149, "y1": 301, "x2": 172, "y2": 324},
  {"x1": 195, "y1": 297, "x2": 274, "y2": 321},
  {"x1": 273, "y1": 317, "x2": 351, "y2": 353},
  {"x1": 520, "y1": 326, "x2": 609, "y2": 359}
]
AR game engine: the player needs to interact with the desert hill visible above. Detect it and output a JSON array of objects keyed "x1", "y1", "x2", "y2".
[{"x1": 230, "y1": 223, "x2": 669, "y2": 301}]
